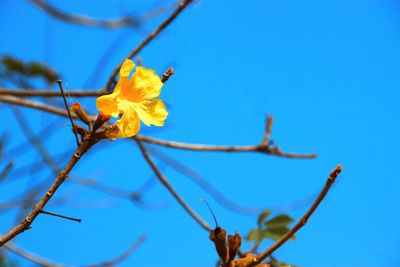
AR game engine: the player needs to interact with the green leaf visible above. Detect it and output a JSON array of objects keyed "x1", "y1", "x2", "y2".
[
  {"x1": 257, "y1": 209, "x2": 272, "y2": 226},
  {"x1": 263, "y1": 226, "x2": 295, "y2": 241},
  {"x1": 265, "y1": 214, "x2": 294, "y2": 228},
  {"x1": 246, "y1": 228, "x2": 268, "y2": 245},
  {"x1": 0, "y1": 254, "x2": 5, "y2": 267},
  {"x1": 0, "y1": 55, "x2": 25, "y2": 73},
  {"x1": 268, "y1": 256, "x2": 297, "y2": 267},
  {"x1": 26, "y1": 62, "x2": 58, "y2": 83},
  {"x1": 0, "y1": 55, "x2": 58, "y2": 84}
]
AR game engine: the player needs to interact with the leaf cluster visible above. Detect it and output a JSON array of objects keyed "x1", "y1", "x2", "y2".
[{"x1": 246, "y1": 210, "x2": 295, "y2": 245}]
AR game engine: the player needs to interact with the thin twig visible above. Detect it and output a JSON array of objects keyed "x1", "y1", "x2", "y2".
[
  {"x1": 0, "y1": 95, "x2": 96, "y2": 120},
  {"x1": 0, "y1": 199, "x2": 23, "y2": 211},
  {"x1": 147, "y1": 146, "x2": 264, "y2": 215},
  {"x1": 12, "y1": 107, "x2": 60, "y2": 173},
  {"x1": 5, "y1": 119, "x2": 61, "y2": 157},
  {"x1": 135, "y1": 138, "x2": 212, "y2": 232},
  {"x1": 105, "y1": 0, "x2": 195, "y2": 91},
  {"x1": 89, "y1": 235, "x2": 146, "y2": 267},
  {"x1": 138, "y1": 135, "x2": 316, "y2": 159},
  {"x1": 4, "y1": 150, "x2": 72, "y2": 183},
  {"x1": 5, "y1": 235, "x2": 145, "y2": 267},
  {"x1": 0, "y1": 162, "x2": 14, "y2": 181},
  {"x1": 69, "y1": 175, "x2": 166, "y2": 211},
  {"x1": 0, "y1": 88, "x2": 104, "y2": 97},
  {"x1": 57, "y1": 80, "x2": 80, "y2": 147},
  {"x1": 261, "y1": 115, "x2": 273, "y2": 146},
  {"x1": 4, "y1": 241, "x2": 69, "y2": 267},
  {"x1": 28, "y1": 0, "x2": 159, "y2": 29},
  {"x1": 248, "y1": 165, "x2": 343, "y2": 266}
]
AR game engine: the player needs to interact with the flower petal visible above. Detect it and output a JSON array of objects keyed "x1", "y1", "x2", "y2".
[
  {"x1": 133, "y1": 98, "x2": 168, "y2": 127},
  {"x1": 120, "y1": 59, "x2": 135, "y2": 77},
  {"x1": 116, "y1": 59, "x2": 135, "y2": 94},
  {"x1": 115, "y1": 108, "x2": 141, "y2": 138},
  {"x1": 124, "y1": 66, "x2": 163, "y2": 102},
  {"x1": 96, "y1": 93, "x2": 119, "y2": 117}
]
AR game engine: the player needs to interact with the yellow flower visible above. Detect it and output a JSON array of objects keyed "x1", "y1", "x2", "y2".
[{"x1": 96, "y1": 59, "x2": 168, "y2": 138}]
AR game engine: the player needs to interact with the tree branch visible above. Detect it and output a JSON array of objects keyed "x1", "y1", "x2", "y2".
[
  {"x1": 147, "y1": 146, "x2": 265, "y2": 215},
  {"x1": 0, "y1": 88, "x2": 103, "y2": 97},
  {"x1": 249, "y1": 165, "x2": 343, "y2": 266},
  {"x1": 0, "y1": 134, "x2": 97, "y2": 246},
  {"x1": 89, "y1": 235, "x2": 146, "y2": 267},
  {"x1": 138, "y1": 135, "x2": 316, "y2": 159},
  {"x1": 5, "y1": 235, "x2": 146, "y2": 267},
  {"x1": 28, "y1": 0, "x2": 165, "y2": 29},
  {"x1": 135, "y1": 138, "x2": 212, "y2": 232},
  {"x1": 104, "y1": 0, "x2": 195, "y2": 91},
  {"x1": 4, "y1": 241, "x2": 68, "y2": 267}
]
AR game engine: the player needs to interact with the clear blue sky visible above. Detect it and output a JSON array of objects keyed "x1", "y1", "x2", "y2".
[{"x1": 0, "y1": 1, "x2": 399, "y2": 266}]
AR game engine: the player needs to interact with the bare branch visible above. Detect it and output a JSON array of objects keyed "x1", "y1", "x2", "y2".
[
  {"x1": 89, "y1": 235, "x2": 146, "y2": 267},
  {"x1": 0, "y1": 134, "x2": 97, "y2": 246},
  {"x1": 0, "y1": 162, "x2": 14, "y2": 181},
  {"x1": 69, "y1": 175, "x2": 166, "y2": 211},
  {"x1": 5, "y1": 235, "x2": 145, "y2": 267},
  {"x1": 105, "y1": 0, "x2": 195, "y2": 91},
  {"x1": 138, "y1": 135, "x2": 316, "y2": 159},
  {"x1": 5, "y1": 241, "x2": 69, "y2": 267},
  {"x1": 57, "y1": 80, "x2": 80, "y2": 146},
  {"x1": 0, "y1": 88, "x2": 103, "y2": 97},
  {"x1": 11, "y1": 107, "x2": 61, "y2": 173},
  {"x1": 147, "y1": 146, "x2": 264, "y2": 215},
  {"x1": 29, "y1": 0, "x2": 150, "y2": 29},
  {"x1": 135, "y1": 138, "x2": 212, "y2": 232},
  {"x1": 0, "y1": 95, "x2": 90, "y2": 120},
  {"x1": 249, "y1": 165, "x2": 343, "y2": 266}
]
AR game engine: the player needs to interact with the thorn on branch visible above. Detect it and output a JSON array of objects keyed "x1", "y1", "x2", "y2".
[{"x1": 39, "y1": 209, "x2": 81, "y2": 223}]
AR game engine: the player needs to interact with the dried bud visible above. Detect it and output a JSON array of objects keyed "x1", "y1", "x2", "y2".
[
  {"x1": 70, "y1": 102, "x2": 91, "y2": 126},
  {"x1": 104, "y1": 125, "x2": 120, "y2": 141},
  {"x1": 93, "y1": 111, "x2": 111, "y2": 132},
  {"x1": 230, "y1": 254, "x2": 261, "y2": 267},
  {"x1": 161, "y1": 67, "x2": 174, "y2": 83},
  {"x1": 228, "y1": 232, "x2": 242, "y2": 262},
  {"x1": 209, "y1": 227, "x2": 228, "y2": 264}
]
